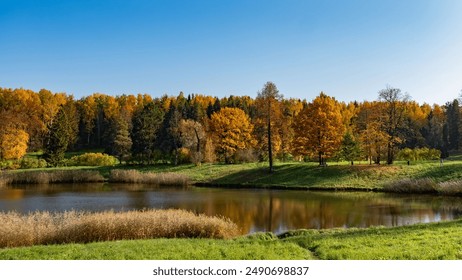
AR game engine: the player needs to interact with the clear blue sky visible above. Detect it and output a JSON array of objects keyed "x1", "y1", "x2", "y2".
[{"x1": 1, "y1": 0, "x2": 462, "y2": 104}]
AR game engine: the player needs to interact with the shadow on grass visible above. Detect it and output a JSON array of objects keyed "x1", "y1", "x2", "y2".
[{"x1": 206, "y1": 163, "x2": 380, "y2": 189}]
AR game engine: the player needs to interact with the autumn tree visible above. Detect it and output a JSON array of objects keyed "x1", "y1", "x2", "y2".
[
  {"x1": 355, "y1": 101, "x2": 388, "y2": 164},
  {"x1": 209, "y1": 107, "x2": 256, "y2": 163},
  {"x1": 254, "y1": 82, "x2": 283, "y2": 172},
  {"x1": 292, "y1": 92, "x2": 345, "y2": 166},
  {"x1": 378, "y1": 86, "x2": 410, "y2": 164},
  {"x1": 179, "y1": 119, "x2": 206, "y2": 165},
  {"x1": 0, "y1": 113, "x2": 29, "y2": 160}
]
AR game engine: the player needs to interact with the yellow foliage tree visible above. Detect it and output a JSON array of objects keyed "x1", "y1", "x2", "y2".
[
  {"x1": 292, "y1": 92, "x2": 345, "y2": 165},
  {"x1": 355, "y1": 101, "x2": 388, "y2": 164},
  {"x1": 0, "y1": 127, "x2": 29, "y2": 160},
  {"x1": 209, "y1": 107, "x2": 256, "y2": 163}
]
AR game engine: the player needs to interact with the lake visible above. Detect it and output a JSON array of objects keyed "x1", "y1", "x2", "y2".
[{"x1": 1, "y1": 183, "x2": 461, "y2": 234}]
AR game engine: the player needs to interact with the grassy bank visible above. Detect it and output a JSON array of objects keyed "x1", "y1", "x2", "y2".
[
  {"x1": 282, "y1": 218, "x2": 462, "y2": 260},
  {"x1": 1, "y1": 219, "x2": 461, "y2": 260},
  {"x1": 3, "y1": 158, "x2": 462, "y2": 194}
]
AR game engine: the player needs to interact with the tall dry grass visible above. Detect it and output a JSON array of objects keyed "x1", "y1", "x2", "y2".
[
  {"x1": 0, "y1": 209, "x2": 240, "y2": 248},
  {"x1": 109, "y1": 170, "x2": 190, "y2": 186},
  {"x1": 0, "y1": 170, "x2": 104, "y2": 185},
  {"x1": 384, "y1": 177, "x2": 462, "y2": 196},
  {"x1": 383, "y1": 178, "x2": 438, "y2": 194},
  {"x1": 436, "y1": 180, "x2": 462, "y2": 196}
]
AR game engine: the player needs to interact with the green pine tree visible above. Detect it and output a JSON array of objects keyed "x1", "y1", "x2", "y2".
[
  {"x1": 43, "y1": 106, "x2": 72, "y2": 166},
  {"x1": 111, "y1": 118, "x2": 132, "y2": 164},
  {"x1": 131, "y1": 102, "x2": 164, "y2": 164},
  {"x1": 340, "y1": 132, "x2": 361, "y2": 165}
]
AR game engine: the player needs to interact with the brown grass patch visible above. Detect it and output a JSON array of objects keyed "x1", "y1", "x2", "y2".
[
  {"x1": 0, "y1": 209, "x2": 240, "y2": 248},
  {"x1": 109, "y1": 169, "x2": 190, "y2": 186}
]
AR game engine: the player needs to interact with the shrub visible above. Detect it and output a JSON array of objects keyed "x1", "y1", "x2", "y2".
[
  {"x1": 19, "y1": 158, "x2": 47, "y2": 169},
  {"x1": 235, "y1": 148, "x2": 258, "y2": 163},
  {"x1": 0, "y1": 161, "x2": 19, "y2": 170},
  {"x1": 68, "y1": 153, "x2": 118, "y2": 166},
  {"x1": 397, "y1": 148, "x2": 441, "y2": 161}
]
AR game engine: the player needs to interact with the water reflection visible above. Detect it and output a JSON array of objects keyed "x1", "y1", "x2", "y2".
[{"x1": 1, "y1": 184, "x2": 461, "y2": 234}]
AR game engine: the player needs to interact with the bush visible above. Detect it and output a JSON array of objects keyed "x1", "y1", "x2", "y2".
[
  {"x1": 19, "y1": 158, "x2": 47, "y2": 169},
  {"x1": 235, "y1": 148, "x2": 258, "y2": 163},
  {"x1": 68, "y1": 153, "x2": 118, "y2": 166},
  {"x1": 397, "y1": 148, "x2": 441, "y2": 161},
  {"x1": 0, "y1": 161, "x2": 19, "y2": 170}
]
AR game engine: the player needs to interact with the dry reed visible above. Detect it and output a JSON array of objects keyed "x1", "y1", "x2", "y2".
[
  {"x1": 437, "y1": 180, "x2": 462, "y2": 196},
  {"x1": 109, "y1": 170, "x2": 190, "y2": 186},
  {"x1": 0, "y1": 209, "x2": 240, "y2": 248},
  {"x1": 383, "y1": 178, "x2": 438, "y2": 194},
  {"x1": 0, "y1": 170, "x2": 104, "y2": 185}
]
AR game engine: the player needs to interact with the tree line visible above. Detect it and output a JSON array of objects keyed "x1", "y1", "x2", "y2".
[{"x1": 0, "y1": 83, "x2": 459, "y2": 168}]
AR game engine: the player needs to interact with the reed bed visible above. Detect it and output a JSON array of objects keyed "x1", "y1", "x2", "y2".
[
  {"x1": 0, "y1": 209, "x2": 240, "y2": 248},
  {"x1": 109, "y1": 169, "x2": 190, "y2": 186},
  {"x1": 0, "y1": 170, "x2": 104, "y2": 185},
  {"x1": 384, "y1": 177, "x2": 462, "y2": 196},
  {"x1": 437, "y1": 179, "x2": 462, "y2": 196},
  {"x1": 383, "y1": 178, "x2": 438, "y2": 194}
]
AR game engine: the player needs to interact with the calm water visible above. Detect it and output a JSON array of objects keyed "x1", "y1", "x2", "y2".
[{"x1": 1, "y1": 183, "x2": 462, "y2": 234}]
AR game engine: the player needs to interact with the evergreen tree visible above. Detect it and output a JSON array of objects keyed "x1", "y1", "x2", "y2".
[
  {"x1": 110, "y1": 117, "x2": 132, "y2": 164},
  {"x1": 446, "y1": 99, "x2": 460, "y2": 151},
  {"x1": 339, "y1": 132, "x2": 361, "y2": 165},
  {"x1": 156, "y1": 104, "x2": 182, "y2": 164},
  {"x1": 43, "y1": 105, "x2": 74, "y2": 166},
  {"x1": 131, "y1": 102, "x2": 164, "y2": 164}
]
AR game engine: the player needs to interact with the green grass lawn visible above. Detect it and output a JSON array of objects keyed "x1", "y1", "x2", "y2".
[
  {"x1": 0, "y1": 234, "x2": 312, "y2": 260},
  {"x1": 282, "y1": 219, "x2": 462, "y2": 260}
]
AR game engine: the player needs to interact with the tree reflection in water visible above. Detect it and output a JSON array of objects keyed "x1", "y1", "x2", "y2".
[{"x1": 1, "y1": 185, "x2": 462, "y2": 234}]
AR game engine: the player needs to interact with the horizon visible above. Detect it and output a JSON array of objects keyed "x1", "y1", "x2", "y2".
[{"x1": 2, "y1": 0, "x2": 462, "y2": 105}]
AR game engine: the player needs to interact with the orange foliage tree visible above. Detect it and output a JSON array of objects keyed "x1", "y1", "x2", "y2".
[
  {"x1": 292, "y1": 92, "x2": 345, "y2": 165},
  {"x1": 209, "y1": 107, "x2": 256, "y2": 163}
]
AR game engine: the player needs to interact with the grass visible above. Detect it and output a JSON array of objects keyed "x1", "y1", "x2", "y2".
[
  {"x1": 282, "y1": 219, "x2": 462, "y2": 260},
  {"x1": 0, "y1": 209, "x2": 240, "y2": 248},
  {"x1": 0, "y1": 235, "x2": 312, "y2": 260}
]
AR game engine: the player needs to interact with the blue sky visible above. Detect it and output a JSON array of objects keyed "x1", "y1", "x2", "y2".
[{"x1": 1, "y1": 0, "x2": 462, "y2": 104}]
